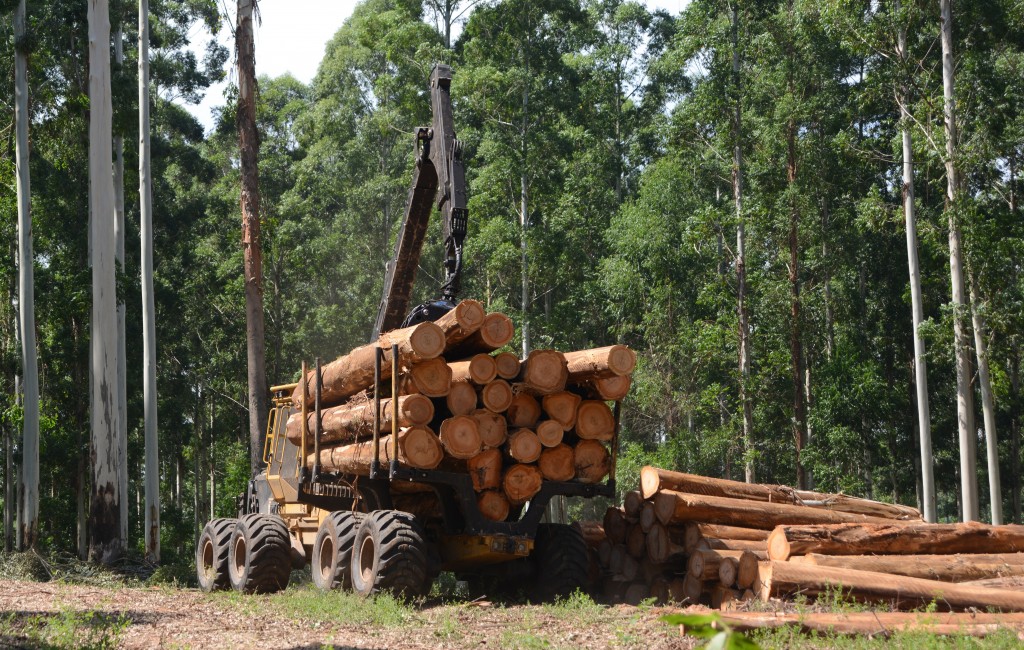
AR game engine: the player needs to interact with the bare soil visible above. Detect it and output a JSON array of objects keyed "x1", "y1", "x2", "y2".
[{"x1": 0, "y1": 580, "x2": 696, "y2": 649}]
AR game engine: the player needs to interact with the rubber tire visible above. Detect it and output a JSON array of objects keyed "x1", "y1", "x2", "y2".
[
  {"x1": 349, "y1": 510, "x2": 429, "y2": 599},
  {"x1": 530, "y1": 523, "x2": 589, "y2": 602},
  {"x1": 196, "y1": 518, "x2": 237, "y2": 592},
  {"x1": 228, "y1": 513, "x2": 292, "y2": 594},
  {"x1": 311, "y1": 511, "x2": 365, "y2": 591}
]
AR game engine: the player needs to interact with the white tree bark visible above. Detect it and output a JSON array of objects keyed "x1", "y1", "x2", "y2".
[
  {"x1": 140, "y1": 0, "x2": 160, "y2": 562},
  {"x1": 113, "y1": 23, "x2": 129, "y2": 547},
  {"x1": 940, "y1": 0, "x2": 978, "y2": 522},
  {"x1": 14, "y1": 0, "x2": 40, "y2": 550},
  {"x1": 971, "y1": 281, "x2": 1002, "y2": 524},
  {"x1": 88, "y1": 0, "x2": 125, "y2": 563},
  {"x1": 520, "y1": 71, "x2": 530, "y2": 359},
  {"x1": 896, "y1": 10, "x2": 935, "y2": 523}
]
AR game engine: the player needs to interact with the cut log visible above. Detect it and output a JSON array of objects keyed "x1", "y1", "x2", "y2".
[
  {"x1": 649, "y1": 576, "x2": 670, "y2": 604},
  {"x1": 447, "y1": 312, "x2": 514, "y2": 357},
  {"x1": 438, "y1": 415, "x2": 482, "y2": 459},
  {"x1": 626, "y1": 524, "x2": 646, "y2": 559},
  {"x1": 682, "y1": 573, "x2": 704, "y2": 604},
  {"x1": 736, "y1": 551, "x2": 761, "y2": 590},
  {"x1": 310, "y1": 426, "x2": 443, "y2": 472},
  {"x1": 591, "y1": 375, "x2": 631, "y2": 401},
  {"x1": 518, "y1": 349, "x2": 568, "y2": 394},
  {"x1": 604, "y1": 507, "x2": 627, "y2": 545},
  {"x1": 963, "y1": 576, "x2": 1024, "y2": 590},
  {"x1": 793, "y1": 552, "x2": 1024, "y2": 583},
  {"x1": 538, "y1": 444, "x2": 574, "y2": 481},
  {"x1": 406, "y1": 357, "x2": 453, "y2": 397},
  {"x1": 620, "y1": 554, "x2": 639, "y2": 581},
  {"x1": 639, "y1": 465, "x2": 921, "y2": 521},
  {"x1": 507, "y1": 392, "x2": 541, "y2": 427},
  {"x1": 576, "y1": 401, "x2": 615, "y2": 441},
  {"x1": 573, "y1": 440, "x2": 611, "y2": 484},
  {"x1": 711, "y1": 584, "x2": 740, "y2": 610},
  {"x1": 285, "y1": 393, "x2": 434, "y2": 444},
  {"x1": 435, "y1": 299, "x2": 485, "y2": 347},
  {"x1": 472, "y1": 409, "x2": 508, "y2": 448},
  {"x1": 767, "y1": 522, "x2": 1024, "y2": 560},
  {"x1": 446, "y1": 381, "x2": 478, "y2": 416},
  {"x1": 640, "y1": 557, "x2": 670, "y2": 583},
  {"x1": 477, "y1": 489, "x2": 510, "y2": 522},
  {"x1": 502, "y1": 464, "x2": 543, "y2": 505},
  {"x1": 542, "y1": 391, "x2": 581, "y2": 429},
  {"x1": 598, "y1": 538, "x2": 613, "y2": 567},
  {"x1": 757, "y1": 561, "x2": 1024, "y2": 612},
  {"x1": 480, "y1": 379, "x2": 513, "y2": 412},
  {"x1": 720, "y1": 611, "x2": 1024, "y2": 638},
  {"x1": 536, "y1": 420, "x2": 564, "y2": 448},
  {"x1": 645, "y1": 522, "x2": 686, "y2": 564},
  {"x1": 698, "y1": 538, "x2": 768, "y2": 553},
  {"x1": 467, "y1": 448, "x2": 502, "y2": 491},
  {"x1": 563, "y1": 345, "x2": 637, "y2": 381},
  {"x1": 450, "y1": 354, "x2": 498, "y2": 385},
  {"x1": 689, "y1": 549, "x2": 745, "y2": 581},
  {"x1": 719, "y1": 556, "x2": 739, "y2": 587},
  {"x1": 574, "y1": 521, "x2": 606, "y2": 548},
  {"x1": 623, "y1": 490, "x2": 644, "y2": 518},
  {"x1": 507, "y1": 428, "x2": 542, "y2": 463},
  {"x1": 623, "y1": 582, "x2": 648, "y2": 606},
  {"x1": 640, "y1": 502, "x2": 657, "y2": 533},
  {"x1": 493, "y1": 352, "x2": 521, "y2": 380},
  {"x1": 609, "y1": 544, "x2": 627, "y2": 574},
  {"x1": 654, "y1": 490, "x2": 900, "y2": 530},
  {"x1": 668, "y1": 577, "x2": 687, "y2": 603},
  {"x1": 683, "y1": 523, "x2": 770, "y2": 551},
  {"x1": 293, "y1": 322, "x2": 445, "y2": 407}
]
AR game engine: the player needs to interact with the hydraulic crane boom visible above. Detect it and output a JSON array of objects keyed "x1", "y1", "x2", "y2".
[{"x1": 372, "y1": 64, "x2": 468, "y2": 339}]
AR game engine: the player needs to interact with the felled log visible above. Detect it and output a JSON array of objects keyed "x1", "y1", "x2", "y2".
[
  {"x1": 719, "y1": 556, "x2": 739, "y2": 587},
  {"x1": 478, "y1": 490, "x2": 510, "y2": 522},
  {"x1": 767, "y1": 522, "x2": 1024, "y2": 560},
  {"x1": 467, "y1": 448, "x2": 502, "y2": 491},
  {"x1": 447, "y1": 312, "x2": 514, "y2": 357},
  {"x1": 450, "y1": 354, "x2": 497, "y2": 385},
  {"x1": 435, "y1": 299, "x2": 485, "y2": 348},
  {"x1": 623, "y1": 490, "x2": 644, "y2": 518},
  {"x1": 480, "y1": 379, "x2": 513, "y2": 412},
  {"x1": 446, "y1": 382, "x2": 478, "y2": 416},
  {"x1": 609, "y1": 544, "x2": 627, "y2": 574},
  {"x1": 309, "y1": 426, "x2": 443, "y2": 473},
  {"x1": 285, "y1": 393, "x2": 434, "y2": 444},
  {"x1": 623, "y1": 582, "x2": 649, "y2": 606},
  {"x1": 576, "y1": 401, "x2": 615, "y2": 441},
  {"x1": 791, "y1": 552, "x2": 1024, "y2": 583},
  {"x1": 757, "y1": 561, "x2": 1024, "y2": 612},
  {"x1": 438, "y1": 415, "x2": 482, "y2": 459},
  {"x1": 293, "y1": 322, "x2": 445, "y2": 407},
  {"x1": 538, "y1": 444, "x2": 574, "y2": 481},
  {"x1": 604, "y1": 507, "x2": 628, "y2": 545},
  {"x1": 503, "y1": 464, "x2": 543, "y2": 505},
  {"x1": 711, "y1": 584, "x2": 740, "y2": 610},
  {"x1": 494, "y1": 352, "x2": 521, "y2": 380},
  {"x1": 507, "y1": 428, "x2": 542, "y2": 463},
  {"x1": 639, "y1": 466, "x2": 921, "y2": 521},
  {"x1": 640, "y1": 502, "x2": 657, "y2": 533},
  {"x1": 668, "y1": 577, "x2": 687, "y2": 603},
  {"x1": 736, "y1": 550, "x2": 763, "y2": 590},
  {"x1": 563, "y1": 345, "x2": 636, "y2": 381},
  {"x1": 649, "y1": 576, "x2": 670, "y2": 604},
  {"x1": 963, "y1": 576, "x2": 1024, "y2": 590},
  {"x1": 653, "y1": 490, "x2": 898, "y2": 530},
  {"x1": 591, "y1": 375, "x2": 631, "y2": 401},
  {"x1": 682, "y1": 574, "x2": 704, "y2": 604},
  {"x1": 507, "y1": 393, "x2": 541, "y2": 427},
  {"x1": 626, "y1": 524, "x2": 646, "y2": 559},
  {"x1": 697, "y1": 538, "x2": 768, "y2": 553},
  {"x1": 645, "y1": 522, "x2": 686, "y2": 563},
  {"x1": 536, "y1": 420, "x2": 564, "y2": 448},
  {"x1": 689, "y1": 549, "x2": 744, "y2": 581},
  {"x1": 574, "y1": 521, "x2": 606, "y2": 548},
  {"x1": 472, "y1": 409, "x2": 508, "y2": 448},
  {"x1": 542, "y1": 391, "x2": 581, "y2": 429},
  {"x1": 683, "y1": 523, "x2": 769, "y2": 552},
  {"x1": 598, "y1": 539, "x2": 613, "y2": 567},
  {"x1": 518, "y1": 349, "x2": 569, "y2": 395},
  {"x1": 405, "y1": 358, "x2": 452, "y2": 397},
  {"x1": 573, "y1": 440, "x2": 611, "y2": 484},
  {"x1": 720, "y1": 611, "x2": 1024, "y2": 638}
]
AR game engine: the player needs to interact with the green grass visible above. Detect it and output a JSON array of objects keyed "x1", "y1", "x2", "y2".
[
  {"x1": 212, "y1": 583, "x2": 416, "y2": 627},
  {"x1": 0, "y1": 607, "x2": 129, "y2": 650},
  {"x1": 753, "y1": 627, "x2": 1024, "y2": 649},
  {"x1": 542, "y1": 589, "x2": 607, "y2": 625}
]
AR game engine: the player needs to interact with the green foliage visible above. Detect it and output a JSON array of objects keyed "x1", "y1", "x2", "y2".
[
  {"x1": 661, "y1": 612, "x2": 761, "y2": 650},
  {"x1": 0, "y1": 608, "x2": 129, "y2": 650}
]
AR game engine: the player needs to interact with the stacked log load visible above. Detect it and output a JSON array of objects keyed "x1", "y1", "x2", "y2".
[
  {"x1": 583, "y1": 465, "x2": 1024, "y2": 612},
  {"x1": 287, "y1": 299, "x2": 635, "y2": 521}
]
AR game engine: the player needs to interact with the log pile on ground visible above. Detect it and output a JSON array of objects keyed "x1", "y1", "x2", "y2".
[
  {"x1": 288, "y1": 299, "x2": 634, "y2": 522},
  {"x1": 581, "y1": 465, "x2": 1024, "y2": 614}
]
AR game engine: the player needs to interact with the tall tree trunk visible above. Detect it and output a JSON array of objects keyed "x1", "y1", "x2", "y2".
[
  {"x1": 15, "y1": 0, "x2": 40, "y2": 551},
  {"x1": 731, "y1": 3, "x2": 754, "y2": 483},
  {"x1": 139, "y1": 0, "x2": 160, "y2": 562},
  {"x1": 787, "y1": 121, "x2": 806, "y2": 490},
  {"x1": 1012, "y1": 343, "x2": 1021, "y2": 523},
  {"x1": 237, "y1": 0, "x2": 269, "y2": 476},
  {"x1": 113, "y1": 22, "x2": 128, "y2": 549},
  {"x1": 939, "y1": 0, "x2": 978, "y2": 522},
  {"x1": 87, "y1": 0, "x2": 125, "y2": 564},
  {"x1": 519, "y1": 57, "x2": 530, "y2": 359},
  {"x1": 971, "y1": 282, "x2": 1001, "y2": 523},
  {"x1": 897, "y1": 11, "x2": 935, "y2": 522}
]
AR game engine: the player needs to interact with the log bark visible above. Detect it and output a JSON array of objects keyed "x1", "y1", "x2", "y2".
[
  {"x1": 720, "y1": 610, "x2": 1024, "y2": 638},
  {"x1": 447, "y1": 312, "x2": 514, "y2": 357},
  {"x1": 538, "y1": 444, "x2": 574, "y2": 481},
  {"x1": 467, "y1": 448, "x2": 502, "y2": 491},
  {"x1": 472, "y1": 409, "x2": 508, "y2": 448},
  {"x1": 654, "y1": 490, "x2": 901, "y2": 530},
  {"x1": 592, "y1": 375, "x2": 631, "y2": 401},
  {"x1": 563, "y1": 345, "x2": 636, "y2": 381},
  {"x1": 438, "y1": 415, "x2": 482, "y2": 459},
  {"x1": 767, "y1": 522, "x2": 1024, "y2": 560},
  {"x1": 450, "y1": 354, "x2": 497, "y2": 385},
  {"x1": 576, "y1": 401, "x2": 615, "y2": 441},
  {"x1": 480, "y1": 379, "x2": 513, "y2": 412},
  {"x1": 507, "y1": 428, "x2": 541, "y2": 463},
  {"x1": 645, "y1": 522, "x2": 686, "y2": 563},
  {"x1": 684, "y1": 523, "x2": 769, "y2": 551},
  {"x1": 293, "y1": 322, "x2": 445, "y2": 407},
  {"x1": 494, "y1": 352, "x2": 520, "y2": 380},
  {"x1": 604, "y1": 507, "x2": 627, "y2": 545},
  {"x1": 503, "y1": 464, "x2": 543, "y2": 505},
  {"x1": 627, "y1": 524, "x2": 646, "y2": 559},
  {"x1": 435, "y1": 299, "x2": 485, "y2": 347},
  {"x1": 507, "y1": 393, "x2": 541, "y2": 427},
  {"x1": 285, "y1": 393, "x2": 434, "y2": 444},
  {"x1": 518, "y1": 349, "x2": 568, "y2": 394},
  {"x1": 794, "y1": 552, "x2": 1024, "y2": 583},
  {"x1": 689, "y1": 549, "x2": 745, "y2": 581},
  {"x1": 574, "y1": 440, "x2": 611, "y2": 484},
  {"x1": 477, "y1": 489, "x2": 510, "y2": 522},
  {"x1": 757, "y1": 560, "x2": 1024, "y2": 612},
  {"x1": 406, "y1": 358, "x2": 452, "y2": 397},
  {"x1": 698, "y1": 538, "x2": 768, "y2": 553},
  {"x1": 310, "y1": 426, "x2": 442, "y2": 472},
  {"x1": 542, "y1": 391, "x2": 581, "y2": 429},
  {"x1": 446, "y1": 382, "x2": 478, "y2": 416}
]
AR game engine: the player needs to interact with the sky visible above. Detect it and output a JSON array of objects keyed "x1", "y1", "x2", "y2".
[{"x1": 187, "y1": 0, "x2": 691, "y2": 131}]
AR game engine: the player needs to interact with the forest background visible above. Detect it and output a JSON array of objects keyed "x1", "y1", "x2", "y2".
[{"x1": 1, "y1": 0, "x2": 1023, "y2": 565}]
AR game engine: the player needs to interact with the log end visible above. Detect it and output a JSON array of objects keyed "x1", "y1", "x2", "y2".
[
  {"x1": 640, "y1": 465, "x2": 661, "y2": 500},
  {"x1": 653, "y1": 490, "x2": 677, "y2": 525},
  {"x1": 399, "y1": 426, "x2": 444, "y2": 469},
  {"x1": 576, "y1": 401, "x2": 615, "y2": 441},
  {"x1": 538, "y1": 444, "x2": 575, "y2": 481},
  {"x1": 494, "y1": 352, "x2": 521, "y2": 380},
  {"x1": 536, "y1": 420, "x2": 564, "y2": 448},
  {"x1": 480, "y1": 379, "x2": 513, "y2": 412},
  {"x1": 477, "y1": 489, "x2": 510, "y2": 522},
  {"x1": 573, "y1": 440, "x2": 611, "y2": 484},
  {"x1": 480, "y1": 312, "x2": 515, "y2": 349},
  {"x1": 407, "y1": 321, "x2": 447, "y2": 359},
  {"x1": 766, "y1": 526, "x2": 792, "y2": 561},
  {"x1": 439, "y1": 415, "x2": 482, "y2": 459}
]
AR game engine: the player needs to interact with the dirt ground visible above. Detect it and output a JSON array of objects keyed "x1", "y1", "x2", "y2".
[{"x1": 0, "y1": 579, "x2": 697, "y2": 649}]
